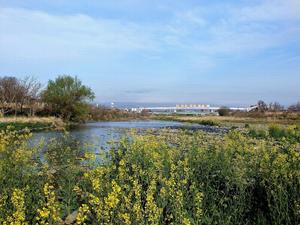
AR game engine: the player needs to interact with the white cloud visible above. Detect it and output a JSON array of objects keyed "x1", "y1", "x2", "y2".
[
  {"x1": 234, "y1": 0, "x2": 300, "y2": 22},
  {"x1": 170, "y1": 0, "x2": 300, "y2": 56},
  {"x1": 0, "y1": 1, "x2": 299, "y2": 65},
  {"x1": 0, "y1": 8, "x2": 159, "y2": 61},
  {"x1": 175, "y1": 10, "x2": 207, "y2": 27}
]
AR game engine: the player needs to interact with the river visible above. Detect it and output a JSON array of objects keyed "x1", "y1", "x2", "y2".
[{"x1": 31, "y1": 120, "x2": 226, "y2": 152}]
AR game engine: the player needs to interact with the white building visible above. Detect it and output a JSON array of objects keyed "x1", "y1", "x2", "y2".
[{"x1": 131, "y1": 104, "x2": 257, "y2": 115}]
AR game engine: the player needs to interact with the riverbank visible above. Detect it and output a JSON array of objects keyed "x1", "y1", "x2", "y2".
[
  {"x1": 154, "y1": 113, "x2": 300, "y2": 128},
  {"x1": 0, "y1": 115, "x2": 151, "y2": 132},
  {"x1": 0, "y1": 116, "x2": 66, "y2": 131}
]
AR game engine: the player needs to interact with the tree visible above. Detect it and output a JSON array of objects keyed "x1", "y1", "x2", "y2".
[
  {"x1": 288, "y1": 102, "x2": 300, "y2": 112},
  {"x1": 0, "y1": 76, "x2": 20, "y2": 116},
  {"x1": 19, "y1": 76, "x2": 42, "y2": 116},
  {"x1": 257, "y1": 100, "x2": 268, "y2": 113},
  {"x1": 42, "y1": 75, "x2": 95, "y2": 121},
  {"x1": 0, "y1": 76, "x2": 42, "y2": 116},
  {"x1": 268, "y1": 102, "x2": 284, "y2": 112},
  {"x1": 218, "y1": 106, "x2": 230, "y2": 116}
]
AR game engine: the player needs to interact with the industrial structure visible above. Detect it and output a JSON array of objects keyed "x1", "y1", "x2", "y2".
[{"x1": 131, "y1": 104, "x2": 258, "y2": 115}]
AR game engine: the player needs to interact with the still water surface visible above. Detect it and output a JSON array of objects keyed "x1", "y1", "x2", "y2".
[{"x1": 31, "y1": 120, "x2": 223, "y2": 152}]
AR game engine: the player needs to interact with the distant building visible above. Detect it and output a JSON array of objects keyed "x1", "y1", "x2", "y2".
[
  {"x1": 131, "y1": 104, "x2": 257, "y2": 115},
  {"x1": 176, "y1": 104, "x2": 210, "y2": 108}
]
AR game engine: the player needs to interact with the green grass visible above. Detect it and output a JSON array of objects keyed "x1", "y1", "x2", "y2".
[
  {"x1": 155, "y1": 116, "x2": 221, "y2": 127},
  {"x1": 0, "y1": 116, "x2": 65, "y2": 131},
  {"x1": 248, "y1": 124, "x2": 300, "y2": 142},
  {"x1": 0, "y1": 121, "x2": 54, "y2": 131}
]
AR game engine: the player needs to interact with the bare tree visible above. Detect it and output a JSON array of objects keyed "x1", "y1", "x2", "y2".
[
  {"x1": 288, "y1": 102, "x2": 300, "y2": 112},
  {"x1": 0, "y1": 76, "x2": 19, "y2": 116},
  {"x1": 19, "y1": 76, "x2": 42, "y2": 116},
  {"x1": 257, "y1": 100, "x2": 268, "y2": 112},
  {"x1": 0, "y1": 76, "x2": 42, "y2": 116},
  {"x1": 268, "y1": 102, "x2": 284, "y2": 112}
]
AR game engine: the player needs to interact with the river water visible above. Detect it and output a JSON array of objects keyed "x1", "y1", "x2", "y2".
[{"x1": 31, "y1": 120, "x2": 225, "y2": 152}]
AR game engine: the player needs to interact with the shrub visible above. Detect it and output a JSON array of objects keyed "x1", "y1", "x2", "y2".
[
  {"x1": 249, "y1": 128, "x2": 268, "y2": 138},
  {"x1": 218, "y1": 107, "x2": 230, "y2": 116},
  {"x1": 268, "y1": 124, "x2": 286, "y2": 139}
]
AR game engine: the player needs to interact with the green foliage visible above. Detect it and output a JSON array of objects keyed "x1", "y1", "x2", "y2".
[
  {"x1": 197, "y1": 119, "x2": 220, "y2": 126},
  {"x1": 249, "y1": 124, "x2": 300, "y2": 142},
  {"x1": 0, "y1": 128, "x2": 299, "y2": 224},
  {"x1": 44, "y1": 135, "x2": 87, "y2": 218},
  {"x1": 0, "y1": 128, "x2": 45, "y2": 222},
  {"x1": 169, "y1": 118, "x2": 220, "y2": 126},
  {"x1": 42, "y1": 75, "x2": 95, "y2": 121},
  {"x1": 0, "y1": 122, "x2": 53, "y2": 131},
  {"x1": 268, "y1": 124, "x2": 286, "y2": 138}
]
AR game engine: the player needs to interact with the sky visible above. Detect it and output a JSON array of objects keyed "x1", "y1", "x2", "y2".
[{"x1": 0, "y1": 0, "x2": 299, "y2": 106}]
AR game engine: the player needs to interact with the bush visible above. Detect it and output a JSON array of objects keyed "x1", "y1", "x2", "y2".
[
  {"x1": 218, "y1": 107, "x2": 230, "y2": 116},
  {"x1": 268, "y1": 124, "x2": 286, "y2": 139},
  {"x1": 249, "y1": 128, "x2": 268, "y2": 138}
]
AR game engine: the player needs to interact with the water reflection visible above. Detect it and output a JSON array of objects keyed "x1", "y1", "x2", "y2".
[{"x1": 31, "y1": 120, "x2": 223, "y2": 152}]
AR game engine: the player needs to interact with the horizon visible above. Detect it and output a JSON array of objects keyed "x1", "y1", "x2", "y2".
[
  {"x1": 97, "y1": 101, "x2": 273, "y2": 109},
  {"x1": 1, "y1": 0, "x2": 300, "y2": 105}
]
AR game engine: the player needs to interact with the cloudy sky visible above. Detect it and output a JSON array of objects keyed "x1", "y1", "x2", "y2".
[{"x1": 0, "y1": 0, "x2": 299, "y2": 106}]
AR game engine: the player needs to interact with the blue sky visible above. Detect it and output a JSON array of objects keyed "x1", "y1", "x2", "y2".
[{"x1": 0, "y1": 0, "x2": 299, "y2": 106}]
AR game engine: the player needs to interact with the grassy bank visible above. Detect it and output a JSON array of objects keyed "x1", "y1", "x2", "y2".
[
  {"x1": 154, "y1": 115, "x2": 221, "y2": 126},
  {"x1": 155, "y1": 113, "x2": 300, "y2": 128},
  {"x1": 0, "y1": 116, "x2": 66, "y2": 131},
  {"x1": 0, "y1": 127, "x2": 299, "y2": 224}
]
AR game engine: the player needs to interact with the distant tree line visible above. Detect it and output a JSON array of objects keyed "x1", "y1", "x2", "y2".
[
  {"x1": 287, "y1": 102, "x2": 300, "y2": 112},
  {"x1": 1, "y1": 75, "x2": 300, "y2": 120},
  {"x1": 257, "y1": 100, "x2": 300, "y2": 112},
  {"x1": 89, "y1": 105, "x2": 143, "y2": 121},
  {"x1": 218, "y1": 100, "x2": 300, "y2": 117}
]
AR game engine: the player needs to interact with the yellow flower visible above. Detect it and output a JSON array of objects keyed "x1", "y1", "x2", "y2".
[
  {"x1": 5, "y1": 189, "x2": 28, "y2": 225},
  {"x1": 183, "y1": 217, "x2": 191, "y2": 225},
  {"x1": 35, "y1": 183, "x2": 61, "y2": 224},
  {"x1": 105, "y1": 180, "x2": 121, "y2": 209},
  {"x1": 120, "y1": 213, "x2": 131, "y2": 225},
  {"x1": 76, "y1": 204, "x2": 89, "y2": 225},
  {"x1": 145, "y1": 180, "x2": 162, "y2": 225}
]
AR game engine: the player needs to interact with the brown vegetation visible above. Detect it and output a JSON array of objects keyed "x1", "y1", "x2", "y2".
[
  {"x1": 89, "y1": 105, "x2": 148, "y2": 121},
  {"x1": 157, "y1": 111, "x2": 300, "y2": 127},
  {"x1": 0, "y1": 76, "x2": 42, "y2": 116}
]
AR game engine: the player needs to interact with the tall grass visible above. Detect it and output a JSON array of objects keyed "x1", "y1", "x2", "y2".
[
  {"x1": 0, "y1": 127, "x2": 299, "y2": 224},
  {"x1": 249, "y1": 124, "x2": 300, "y2": 143}
]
